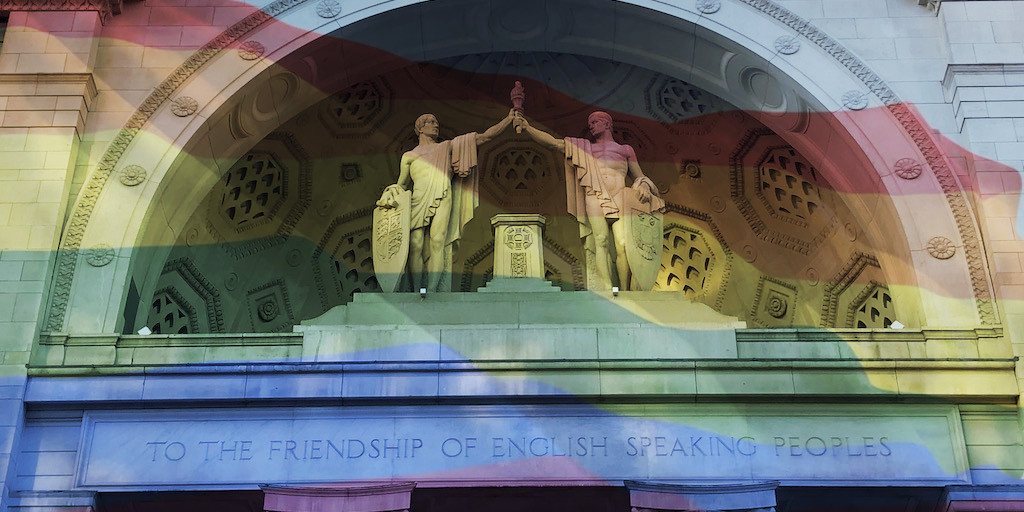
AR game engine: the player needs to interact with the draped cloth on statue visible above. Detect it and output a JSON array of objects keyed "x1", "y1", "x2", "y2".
[
  {"x1": 563, "y1": 136, "x2": 665, "y2": 239},
  {"x1": 407, "y1": 132, "x2": 479, "y2": 248}
]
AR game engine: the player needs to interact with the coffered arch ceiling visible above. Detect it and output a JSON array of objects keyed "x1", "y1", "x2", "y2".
[
  {"x1": 48, "y1": 0, "x2": 990, "y2": 334},
  {"x1": 134, "y1": 52, "x2": 910, "y2": 333}
]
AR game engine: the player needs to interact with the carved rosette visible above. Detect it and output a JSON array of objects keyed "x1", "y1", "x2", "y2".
[
  {"x1": 118, "y1": 165, "x2": 147, "y2": 186},
  {"x1": 841, "y1": 90, "x2": 868, "y2": 111},
  {"x1": 767, "y1": 295, "x2": 788, "y2": 318},
  {"x1": 170, "y1": 96, "x2": 199, "y2": 117},
  {"x1": 257, "y1": 300, "x2": 279, "y2": 321},
  {"x1": 238, "y1": 40, "x2": 266, "y2": 60},
  {"x1": 927, "y1": 236, "x2": 956, "y2": 260},
  {"x1": 696, "y1": 0, "x2": 721, "y2": 14},
  {"x1": 84, "y1": 244, "x2": 115, "y2": 267},
  {"x1": 315, "y1": 0, "x2": 342, "y2": 18},
  {"x1": 774, "y1": 35, "x2": 801, "y2": 55},
  {"x1": 682, "y1": 161, "x2": 701, "y2": 179},
  {"x1": 894, "y1": 158, "x2": 923, "y2": 180}
]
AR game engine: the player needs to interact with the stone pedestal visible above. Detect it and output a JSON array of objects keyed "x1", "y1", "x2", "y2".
[{"x1": 482, "y1": 214, "x2": 559, "y2": 292}]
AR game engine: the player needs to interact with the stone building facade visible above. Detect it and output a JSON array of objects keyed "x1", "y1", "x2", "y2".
[{"x1": 1, "y1": 0, "x2": 1024, "y2": 510}]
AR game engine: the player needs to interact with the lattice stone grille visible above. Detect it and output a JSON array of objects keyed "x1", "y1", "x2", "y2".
[
  {"x1": 852, "y1": 285, "x2": 896, "y2": 328},
  {"x1": 218, "y1": 152, "x2": 284, "y2": 229},
  {"x1": 333, "y1": 230, "x2": 381, "y2": 300},
  {"x1": 657, "y1": 227, "x2": 712, "y2": 299},
  {"x1": 758, "y1": 147, "x2": 821, "y2": 220},
  {"x1": 493, "y1": 148, "x2": 550, "y2": 193},
  {"x1": 658, "y1": 79, "x2": 718, "y2": 120},
  {"x1": 329, "y1": 81, "x2": 383, "y2": 126},
  {"x1": 148, "y1": 289, "x2": 197, "y2": 334}
]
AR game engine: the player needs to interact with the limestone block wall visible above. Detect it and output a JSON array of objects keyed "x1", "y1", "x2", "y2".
[
  {"x1": 776, "y1": 0, "x2": 1024, "y2": 454},
  {"x1": 3, "y1": 0, "x2": 1024, "y2": 505},
  {"x1": 0, "y1": 10, "x2": 101, "y2": 505}
]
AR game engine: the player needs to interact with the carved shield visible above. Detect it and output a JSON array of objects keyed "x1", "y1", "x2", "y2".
[
  {"x1": 621, "y1": 188, "x2": 664, "y2": 291},
  {"x1": 372, "y1": 189, "x2": 411, "y2": 292}
]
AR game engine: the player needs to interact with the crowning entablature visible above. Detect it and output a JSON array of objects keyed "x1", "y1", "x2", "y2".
[{"x1": 43, "y1": 0, "x2": 994, "y2": 333}]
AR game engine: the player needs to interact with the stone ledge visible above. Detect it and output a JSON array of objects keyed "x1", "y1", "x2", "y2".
[{"x1": 24, "y1": 357, "x2": 1019, "y2": 403}]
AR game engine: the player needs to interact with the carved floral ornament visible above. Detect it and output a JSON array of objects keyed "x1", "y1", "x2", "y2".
[
  {"x1": 774, "y1": 35, "x2": 800, "y2": 55},
  {"x1": 118, "y1": 165, "x2": 147, "y2": 186},
  {"x1": 894, "y1": 158, "x2": 923, "y2": 180},
  {"x1": 696, "y1": 0, "x2": 722, "y2": 14},
  {"x1": 170, "y1": 96, "x2": 199, "y2": 117},
  {"x1": 766, "y1": 294, "x2": 788, "y2": 318},
  {"x1": 84, "y1": 244, "x2": 115, "y2": 267},
  {"x1": 927, "y1": 236, "x2": 956, "y2": 260},
  {"x1": 841, "y1": 90, "x2": 869, "y2": 111},
  {"x1": 315, "y1": 0, "x2": 342, "y2": 18},
  {"x1": 238, "y1": 40, "x2": 266, "y2": 60}
]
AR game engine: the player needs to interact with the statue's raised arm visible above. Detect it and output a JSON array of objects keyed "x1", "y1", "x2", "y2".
[
  {"x1": 513, "y1": 114, "x2": 565, "y2": 152},
  {"x1": 373, "y1": 111, "x2": 514, "y2": 293},
  {"x1": 518, "y1": 108, "x2": 664, "y2": 292}
]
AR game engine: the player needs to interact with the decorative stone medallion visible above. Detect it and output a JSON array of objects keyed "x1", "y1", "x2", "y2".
[
  {"x1": 315, "y1": 0, "x2": 342, "y2": 18},
  {"x1": 894, "y1": 158, "x2": 923, "y2": 180},
  {"x1": 844, "y1": 222, "x2": 858, "y2": 242},
  {"x1": 118, "y1": 165, "x2": 147, "y2": 186},
  {"x1": 841, "y1": 90, "x2": 868, "y2": 111},
  {"x1": 741, "y1": 244, "x2": 757, "y2": 263},
  {"x1": 286, "y1": 249, "x2": 302, "y2": 267},
  {"x1": 85, "y1": 244, "x2": 115, "y2": 267},
  {"x1": 682, "y1": 161, "x2": 701, "y2": 179},
  {"x1": 774, "y1": 35, "x2": 801, "y2": 55},
  {"x1": 805, "y1": 267, "x2": 819, "y2": 286},
  {"x1": 504, "y1": 226, "x2": 533, "y2": 250},
  {"x1": 927, "y1": 236, "x2": 956, "y2": 260},
  {"x1": 766, "y1": 293, "x2": 788, "y2": 318},
  {"x1": 170, "y1": 96, "x2": 199, "y2": 117},
  {"x1": 238, "y1": 40, "x2": 266, "y2": 60},
  {"x1": 257, "y1": 300, "x2": 279, "y2": 322},
  {"x1": 696, "y1": 0, "x2": 721, "y2": 14},
  {"x1": 710, "y1": 196, "x2": 726, "y2": 213}
]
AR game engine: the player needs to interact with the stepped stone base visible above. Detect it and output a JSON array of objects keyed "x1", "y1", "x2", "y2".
[{"x1": 299, "y1": 290, "x2": 744, "y2": 361}]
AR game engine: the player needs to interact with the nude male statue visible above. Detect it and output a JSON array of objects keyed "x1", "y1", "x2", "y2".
[
  {"x1": 377, "y1": 111, "x2": 515, "y2": 291},
  {"x1": 514, "y1": 111, "x2": 664, "y2": 290}
]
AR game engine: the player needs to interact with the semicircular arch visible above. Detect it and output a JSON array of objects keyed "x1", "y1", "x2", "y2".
[{"x1": 45, "y1": 0, "x2": 991, "y2": 333}]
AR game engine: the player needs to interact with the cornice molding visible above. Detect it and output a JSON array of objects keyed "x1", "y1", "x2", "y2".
[{"x1": 0, "y1": 0, "x2": 123, "y2": 23}]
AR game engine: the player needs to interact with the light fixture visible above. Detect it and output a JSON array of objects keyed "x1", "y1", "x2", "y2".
[
  {"x1": 612, "y1": 286, "x2": 619, "y2": 297},
  {"x1": 419, "y1": 287, "x2": 427, "y2": 298}
]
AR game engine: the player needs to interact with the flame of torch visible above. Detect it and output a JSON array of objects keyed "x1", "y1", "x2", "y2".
[{"x1": 511, "y1": 81, "x2": 525, "y2": 133}]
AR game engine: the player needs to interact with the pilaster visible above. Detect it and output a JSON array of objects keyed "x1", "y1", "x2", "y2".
[{"x1": 0, "y1": 9, "x2": 100, "y2": 511}]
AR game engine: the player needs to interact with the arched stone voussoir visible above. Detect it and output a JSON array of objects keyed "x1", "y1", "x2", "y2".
[{"x1": 46, "y1": 0, "x2": 993, "y2": 334}]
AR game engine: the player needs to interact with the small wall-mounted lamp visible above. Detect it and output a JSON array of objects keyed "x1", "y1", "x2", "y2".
[
  {"x1": 612, "y1": 286, "x2": 619, "y2": 297},
  {"x1": 419, "y1": 287, "x2": 427, "y2": 298}
]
